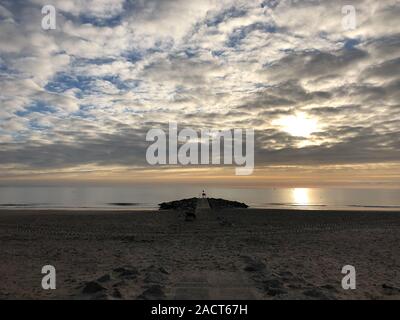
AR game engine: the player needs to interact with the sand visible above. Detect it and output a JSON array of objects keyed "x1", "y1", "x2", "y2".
[{"x1": 0, "y1": 204, "x2": 400, "y2": 300}]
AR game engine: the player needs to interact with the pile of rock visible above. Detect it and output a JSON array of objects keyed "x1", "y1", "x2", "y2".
[
  {"x1": 208, "y1": 198, "x2": 248, "y2": 209},
  {"x1": 158, "y1": 197, "x2": 248, "y2": 211},
  {"x1": 158, "y1": 198, "x2": 197, "y2": 211}
]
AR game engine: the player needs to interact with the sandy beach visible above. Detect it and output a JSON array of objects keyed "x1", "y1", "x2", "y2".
[{"x1": 1, "y1": 203, "x2": 400, "y2": 300}]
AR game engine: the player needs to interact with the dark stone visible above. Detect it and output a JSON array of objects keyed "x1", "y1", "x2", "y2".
[
  {"x1": 159, "y1": 198, "x2": 197, "y2": 211},
  {"x1": 287, "y1": 283, "x2": 305, "y2": 289},
  {"x1": 82, "y1": 281, "x2": 107, "y2": 294},
  {"x1": 144, "y1": 265, "x2": 162, "y2": 272},
  {"x1": 266, "y1": 288, "x2": 288, "y2": 296},
  {"x1": 263, "y1": 279, "x2": 283, "y2": 289},
  {"x1": 242, "y1": 256, "x2": 266, "y2": 272},
  {"x1": 382, "y1": 284, "x2": 400, "y2": 295},
  {"x1": 159, "y1": 267, "x2": 169, "y2": 275},
  {"x1": 185, "y1": 211, "x2": 196, "y2": 221},
  {"x1": 303, "y1": 289, "x2": 330, "y2": 300},
  {"x1": 120, "y1": 235, "x2": 136, "y2": 242},
  {"x1": 112, "y1": 288, "x2": 122, "y2": 299},
  {"x1": 143, "y1": 265, "x2": 169, "y2": 280},
  {"x1": 208, "y1": 198, "x2": 248, "y2": 209},
  {"x1": 218, "y1": 218, "x2": 234, "y2": 226},
  {"x1": 97, "y1": 274, "x2": 111, "y2": 283},
  {"x1": 113, "y1": 267, "x2": 139, "y2": 279},
  {"x1": 320, "y1": 284, "x2": 336, "y2": 291},
  {"x1": 278, "y1": 271, "x2": 294, "y2": 280},
  {"x1": 144, "y1": 272, "x2": 167, "y2": 283}
]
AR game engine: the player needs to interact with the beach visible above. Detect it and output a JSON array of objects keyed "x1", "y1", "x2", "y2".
[{"x1": 1, "y1": 205, "x2": 400, "y2": 300}]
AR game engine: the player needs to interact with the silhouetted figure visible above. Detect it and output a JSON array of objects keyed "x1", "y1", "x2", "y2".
[{"x1": 202, "y1": 190, "x2": 206, "y2": 198}]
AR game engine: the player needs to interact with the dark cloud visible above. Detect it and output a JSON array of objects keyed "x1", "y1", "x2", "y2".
[
  {"x1": 266, "y1": 47, "x2": 368, "y2": 81},
  {"x1": 308, "y1": 105, "x2": 362, "y2": 116}
]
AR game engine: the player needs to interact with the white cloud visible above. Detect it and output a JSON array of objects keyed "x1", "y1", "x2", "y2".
[
  {"x1": 31, "y1": 0, "x2": 125, "y2": 18},
  {"x1": 0, "y1": 0, "x2": 399, "y2": 173}
]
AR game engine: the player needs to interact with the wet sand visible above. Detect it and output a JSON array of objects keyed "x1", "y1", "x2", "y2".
[{"x1": 0, "y1": 206, "x2": 400, "y2": 300}]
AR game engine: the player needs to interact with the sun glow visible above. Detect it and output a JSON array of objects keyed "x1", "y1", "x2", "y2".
[
  {"x1": 274, "y1": 113, "x2": 318, "y2": 137},
  {"x1": 292, "y1": 188, "x2": 310, "y2": 206}
]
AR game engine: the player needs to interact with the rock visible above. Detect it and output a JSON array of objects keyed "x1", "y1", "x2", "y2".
[
  {"x1": 242, "y1": 256, "x2": 266, "y2": 272},
  {"x1": 159, "y1": 267, "x2": 169, "y2": 275},
  {"x1": 120, "y1": 235, "x2": 136, "y2": 242},
  {"x1": 113, "y1": 266, "x2": 139, "y2": 279},
  {"x1": 382, "y1": 284, "x2": 400, "y2": 295},
  {"x1": 185, "y1": 211, "x2": 196, "y2": 222},
  {"x1": 159, "y1": 198, "x2": 197, "y2": 211},
  {"x1": 144, "y1": 272, "x2": 167, "y2": 284},
  {"x1": 112, "y1": 281, "x2": 125, "y2": 287},
  {"x1": 278, "y1": 271, "x2": 294, "y2": 280},
  {"x1": 266, "y1": 288, "x2": 288, "y2": 296},
  {"x1": 142, "y1": 265, "x2": 169, "y2": 283},
  {"x1": 263, "y1": 279, "x2": 283, "y2": 289},
  {"x1": 112, "y1": 288, "x2": 122, "y2": 299},
  {"x1": 97, "y1": 274, "x2": 111, "y2": 283},
  {"x1": 262, "y1": 277, "x2": 286, "y2": 296},
  {"x1": 320, "y1": 284, "x2": 337, "y2": 291},
  {"x1": 144, "y1": 265, "x2": 168, "y2": 273},
  {"x1": 82, "y1": 281, "x2": 107, "y2": 294},
  {"x1": 208, "y1": 198, "x2": 248, "y2": 209},
  {"x1": 218, "y1": 218, "x2": 234, "y2": 227},
  {"x1": 303, "y1": 288, "x2": 331, "y2": 300},
  {"x1": 138, "y1": 285, "x2": 166, "y2": 300},
  {"x1": 158, "y1": 197, "x2": 248, "y2": 211},
  {"x1": 287, "y1": 283, "x2": 305, "y2": 289}
]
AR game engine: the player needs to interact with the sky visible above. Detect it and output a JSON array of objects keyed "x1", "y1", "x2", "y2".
[{"x1": 0, "y1": 0, "x2": 399, "y2": 188}]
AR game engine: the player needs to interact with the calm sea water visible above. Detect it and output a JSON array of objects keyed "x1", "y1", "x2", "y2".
[{"x1": 0, "y1": 186, "x2": 399, "y2": 211}]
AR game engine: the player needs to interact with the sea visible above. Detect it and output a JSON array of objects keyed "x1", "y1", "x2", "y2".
[{"x1": 0, "y1": 186, "x2": 399, "y2": 211}]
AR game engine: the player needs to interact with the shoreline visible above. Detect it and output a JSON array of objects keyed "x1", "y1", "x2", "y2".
[{"x1": 1, "y1": 206, "x2": 400, "y2": 213}]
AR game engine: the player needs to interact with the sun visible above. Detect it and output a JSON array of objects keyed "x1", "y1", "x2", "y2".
[
  {"x1": 292, "y1": 188, "x2": 310, "y2": 206},
  {"x1": 274, "y1": 112, "x2": 318, "y2": 137}
]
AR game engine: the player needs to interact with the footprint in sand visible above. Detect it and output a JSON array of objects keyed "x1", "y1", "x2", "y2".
[
  {"x1": 262, "y1": 279, "x2": 287, "y2": 296},
  {"x1": 382, "y1": 284, "x2": 400, "y2": 296},
  {"x1": 113, "y1": 266, "x2": 139, "y2": 279},
  {"x1": 137, "y1": 285, "x2": 166, "y2": 300},
  {"x1": 137, "y1": 265, "x2": 170, "y2": 300},
  {"x1": 96, "y1": 274, "x2": 111, "y2": 283},
  {"x1": 302, "y1": 288, "x2": 333, "y2": 300},
  {"x1": 241, "y1": 256, "x2": 267, "y2": 272},
  {"x1": 82, "y1": 281, "x2": 107, "y2": 295},
  {"x1": 79, "y1": 265, "x2": 141, "y2": 299}
]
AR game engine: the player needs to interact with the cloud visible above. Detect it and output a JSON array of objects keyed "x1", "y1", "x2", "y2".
[
  {"x1": 0, "y1": 0, "x2": 399, "y2": 181},
  {"x1": 32, "y1": 0, "x2": 125, "y2": 18}
]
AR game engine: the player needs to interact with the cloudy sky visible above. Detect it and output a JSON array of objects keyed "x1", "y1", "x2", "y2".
[{"x1": 0, "y1": 0, "x2": 399, "y2": 187}]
